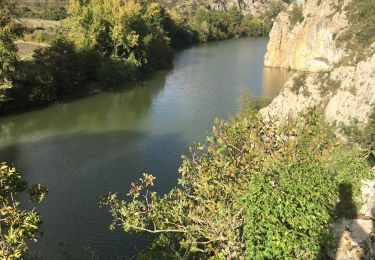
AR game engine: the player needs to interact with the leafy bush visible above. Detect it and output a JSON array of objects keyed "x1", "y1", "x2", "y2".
[
  {"x1": 262, "y1": 0, "x2": 286, "y2": 23},
  {"x1": 18, "y1": 6, "x2": 68, "y2": 20},
  {"x1": 12, "y1": 59, "x2": 56, "y2": 104},
  {"x1": 23, "y1": 29, "x2": 61, "y2": 43},
  {"x1": 98, "y1": 58, "x2": 137, "y2": 87},
  {"x1": 243, "y1": 158, "x2": 336, "y2": 259},
  {"x1": 190, "y1": 6, "x2": 273, "y2": 41},
  {"x1": 290, "y1": 73, "x2": 308, "y2": 95},
  {"x1": 340, "y1": 109, "x2": 375, "y2": 160},
  {"x1": 102, "y1": 102, "x2": 372, "y2": 258},
  {"x1": 289, "y1": 3, "x2": 304, "y2": 26},
  {"x1": 40, "y1": 6, "x2": 67, "y2": 20},
  {"x1": 337, "y1": 0, "x2": 375, "y2": 63},
  {"x1": 67, "y1": 0, "x2": 174, "y2": 71},
  {"x1": 0, "y1": 0, "x2": 23, "y2": 83},
  {"x1": 0, "y1": 162, "x2": 48, "y2": 259}
]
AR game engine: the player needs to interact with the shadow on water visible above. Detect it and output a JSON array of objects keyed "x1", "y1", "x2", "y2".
[
  {"x1": 0, "y1": 129, "x2": 188, "y2": 259},
  {"x1": 0, "y1": 71, "x2": 167, "y2": 148}
]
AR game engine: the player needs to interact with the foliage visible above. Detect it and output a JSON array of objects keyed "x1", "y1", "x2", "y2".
[
  {"x1": 40, "y1": 6, "x2": 68, "y2": 20},
  {"x1": 189, "y1": 6, "x2": 274, "y2": 42},
  {"x1": 0, "y1": 162, "x2": 48, "y2": 259},
  {"x1": 290, "y1": 73, "x2": 308, "y2": 96},
  {"x1": 340, "y1": 109, "x2": 375, "y2": 160},
  {"x1": 11, "y1": 38, "x2": 138, "y2": 104},
  {"x1": 317, "y1": 72, "x2": 341, "y2": 97},
  {"x1": 0, "y1": 0, "x2": 23, "y2": 83},
  {"x1": 12, "y1": 59, "x2": 56, "y2": 104},
  {"x1": 102, "y1": 103, "x2": 372, "y2": 258},
  {"x1": 289, "y1": 3, "x2": 304, "y2": 26},
  {"x1": 17, "y1": 6, "x2": 68, "y2": 20},
  {"x1": 3, "y1": 0, "x2": 287, "y2": 108},
  {"x1": 262, "y1": 0, "x2": 286, "y2": 23},
  {"x1": 243, "y1": 158, "x2": 335, "y2": 259},
  {"x1": 66, "y1": 0, "x2": 174, "y2": 71},
  {"x1": 23, "y1": 29, "x2": 61, "y2": 44},
  {"x1": 337, "y1": 0, "x2": 375, "y2": 63}
]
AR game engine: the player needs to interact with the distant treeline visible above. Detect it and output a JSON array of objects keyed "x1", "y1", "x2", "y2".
[{"x1": 1, "y1": 0, "x2": 286, "y2": 110}]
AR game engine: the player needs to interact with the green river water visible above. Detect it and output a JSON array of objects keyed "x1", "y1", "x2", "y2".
[{"x1": 0, "y1": 37, "x2": 290, "y2": 259}]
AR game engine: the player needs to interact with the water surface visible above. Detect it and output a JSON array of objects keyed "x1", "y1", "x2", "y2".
[{"x1": 0, "y1": 37, "x2": 290, "y2": 259}]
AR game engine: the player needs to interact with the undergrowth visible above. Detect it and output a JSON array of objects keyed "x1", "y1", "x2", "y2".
[
  {"x1": 102, "y1": 100, "x2": 373, "y2": 259},
  {"x1": 336, "y1": 0, "x2": 375, "y2": 64}
]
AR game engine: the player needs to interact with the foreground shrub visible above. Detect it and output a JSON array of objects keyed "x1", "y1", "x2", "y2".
[
  {"x1": 340, "y1": 109, "x2": 375, "y2": 162},
  {"x1": 0, "y1": 162, "x2": 48, "y2": 259},
  {"x1": 102, "y1": 103, "x2": 372, "y2": 258},
  {"x1": 243, "y1": 157, "x2": 336, "y2": 259}
]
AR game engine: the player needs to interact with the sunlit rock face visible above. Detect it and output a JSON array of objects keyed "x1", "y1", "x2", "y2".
[
  {"x1": 159, "y1": 0, "x2": 278, "y2": 16},
  {"x1": 261, "y1": 53, "x2": 375, "y2": 125},
  {"x1": 207, "y1": 0, "x2": 276, "y2": 15},
  {"x1": 264, "y1": 0, "x2": 348, "y2": 72}
]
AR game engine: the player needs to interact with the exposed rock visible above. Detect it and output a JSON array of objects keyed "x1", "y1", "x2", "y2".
[
  {"x1": 159, "y1": 0, "x2": 280, "y2": 16},
  {"x1": 261, "y1": 53, "x2": 375, "y2": 125},
  {"x1": 264, "y1": 0, "x2": 348, "y2": 72},
  {"x1": 261, "y1": 0, "x2": 375, "y2": 126},
  {"x1": 331, "y1": 181, "x2": 375, "y2": 260},
  {"x1": 360, "y1": 180, "x2": 375, "y2": 219}
]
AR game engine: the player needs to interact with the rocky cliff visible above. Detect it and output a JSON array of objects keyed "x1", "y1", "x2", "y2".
[
  {"x1": 160, "y1": 0, "x2": 281, "y2": 16},
  {"x1": 261, "y1": 52, "x2": 375, "y2": 125},
  {"x1": 264, "y1": 0, "x2": 348, "y2": 72},
  {"x1": 261, "y1": 2, "x2": 375, "y2": 257},
  {"x1": 261, "y1": 0, "x2": 375, "y2": 126}
]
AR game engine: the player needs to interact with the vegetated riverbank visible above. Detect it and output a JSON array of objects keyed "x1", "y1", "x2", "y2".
[
  {"x1": 0, "y1": 37, "x2": 289, "y2": 259},
  {"x1": 102, "y1": 99, "x2": 375, "y2": 259},
  {"x1": 101, "y1": 0, "x2": 375, "y2": 258},
  {"x1": 0, "y1": 0, "x2": 288, "y2": 113}
]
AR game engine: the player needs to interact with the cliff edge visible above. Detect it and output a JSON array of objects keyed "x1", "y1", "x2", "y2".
[
  {"x1": 264, "y1": 0, "x2": 348, "y2": 72},
  {"x1": 261, "y1": 0, "x2": 375, "y2": 125}
]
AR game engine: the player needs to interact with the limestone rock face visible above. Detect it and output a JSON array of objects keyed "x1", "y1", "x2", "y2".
[
  {"x1": 207, "y1": 0, "x2": 276, "y2": 15},
  {"x1": 264, "y1": 0, "x2": 348, "y2": 72},
  {"x1": 261, "y1": 53, "x2": 375, "y2": 125},
  {"x1": 160, "y1": 0, "x2": 277, "y2": 16},
  {"x1": 261, "y1": 0, "x2": 375, "y2": 125}
]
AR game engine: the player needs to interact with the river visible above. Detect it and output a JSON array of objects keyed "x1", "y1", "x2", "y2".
[{"x1": 0, "y1": 37, "x2": 290, "y2": 259}]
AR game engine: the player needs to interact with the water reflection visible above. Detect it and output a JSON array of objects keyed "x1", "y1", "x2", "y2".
[
  {"x1": 263, "y1": 67, "x2": 291, "y2": 98},
  {"x1": 0, "y1": 72, "x2": 166, "y2": 147},
  {"x1": 1, "y1": 130, "x2": 186, "y2": 259}
]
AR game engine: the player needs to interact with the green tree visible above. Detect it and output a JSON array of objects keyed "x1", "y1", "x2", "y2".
[
  {"x1": 0, "y1": 162, "x2": 48, "y2": 259},
  {"x1": 0, "y1": 0, "x2": 23, "y2": 83},
  {"x1": 66, "y1": 0, "x2": 173, "y2": 70}
]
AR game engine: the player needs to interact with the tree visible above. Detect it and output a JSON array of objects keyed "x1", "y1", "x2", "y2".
[
  {"x1": 66, "y1": 0, "x2": 173, "y2": 70},
  {"x1": 0, "y1": 0, "x2": 23, "y2": 84},
  {"x1": 0, "y1": 162, "x2": 48, "y2": 259}
]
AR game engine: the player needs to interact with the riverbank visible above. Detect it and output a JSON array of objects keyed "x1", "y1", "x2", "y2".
[{"x1": 1, "y1": 0, "x2": 288, "y2": 114}]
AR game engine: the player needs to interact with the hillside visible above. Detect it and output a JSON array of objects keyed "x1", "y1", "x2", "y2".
[
  {"x1": 18, "y1": 0, "x2": 67, "y2": 8},
  {"x1": 159, "y1": 0, "x2": 285, "y2": 16},
  {"x1": 261, "y1": 0, "x2": 375, "y2": 126},
  {"x1": 18, "y1": 0, "x2": 283, "y2": 16}
]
